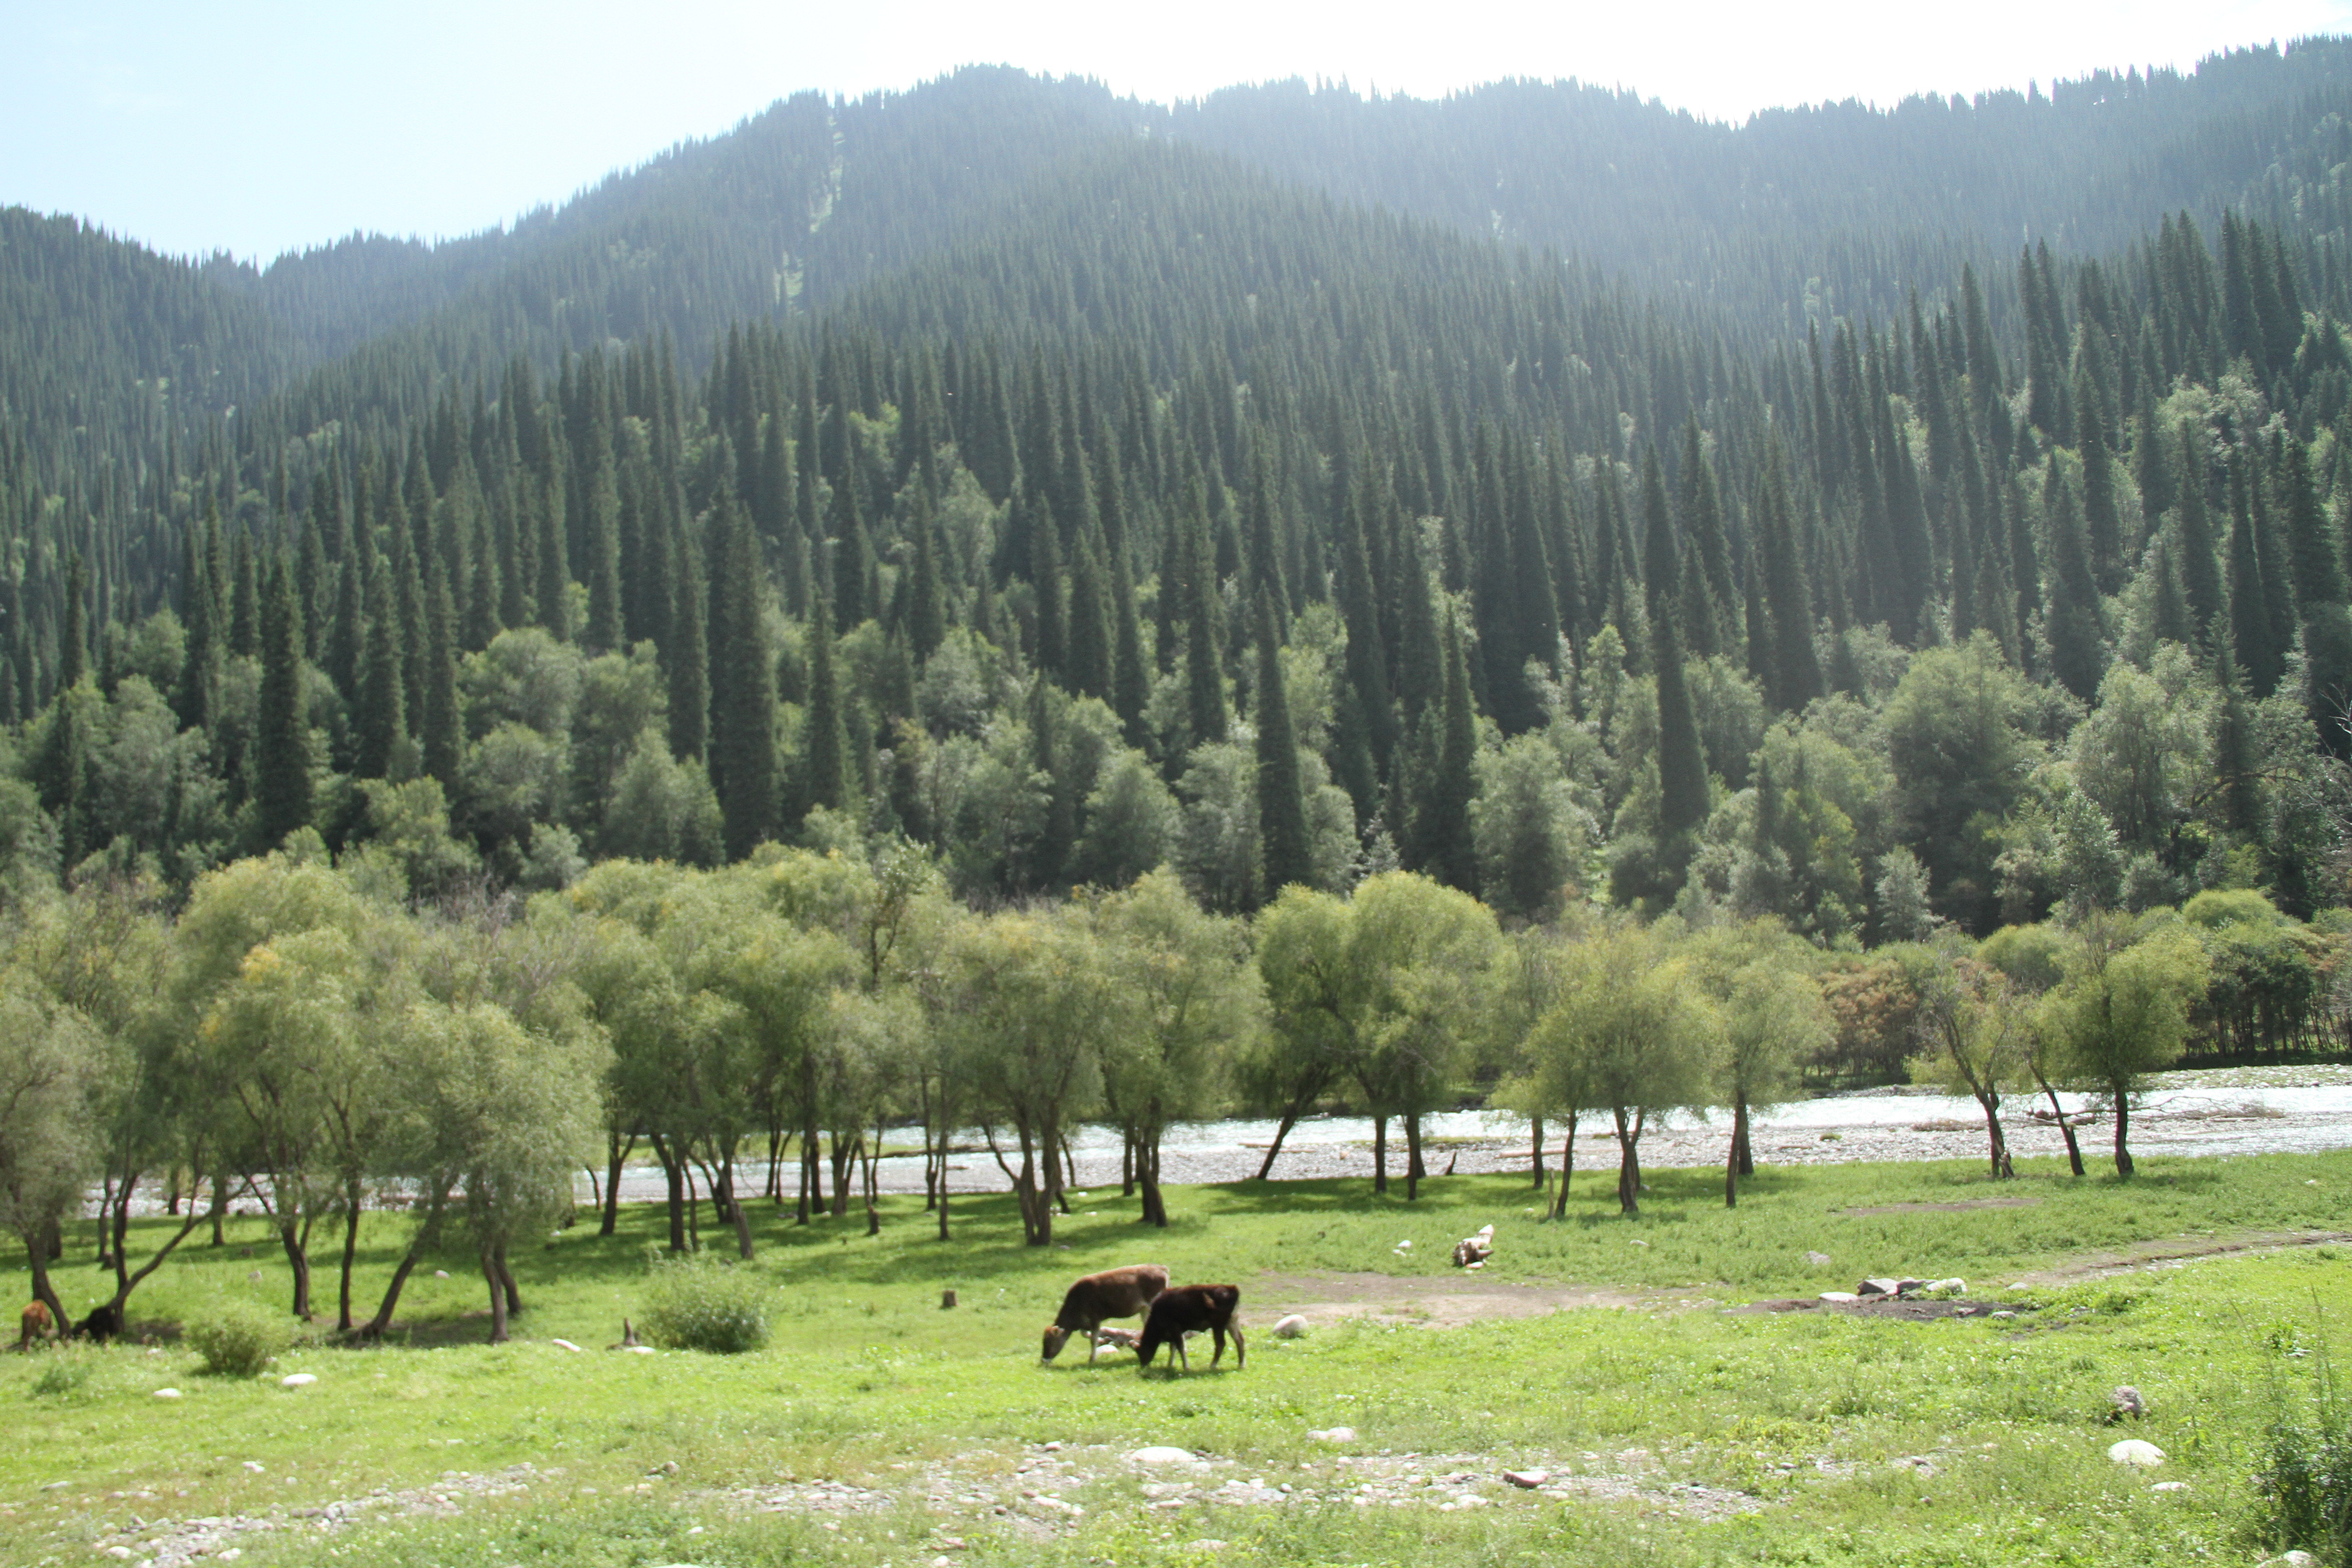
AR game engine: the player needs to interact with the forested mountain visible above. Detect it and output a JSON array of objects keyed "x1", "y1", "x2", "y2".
[{"x1": 8, "y1": 37, "x2": 2352, "y2": 1009}]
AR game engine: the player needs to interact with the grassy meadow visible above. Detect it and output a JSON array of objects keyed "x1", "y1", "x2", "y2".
[{"x1": 5, "y1": 1148, "x2": 2350, "y2": 1567}]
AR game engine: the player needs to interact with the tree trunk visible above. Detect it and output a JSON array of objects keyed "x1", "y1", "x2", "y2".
[
  {"x1": 1614, "y1": 1107, "x2": 1641, "y2": 1215},
  {"x1": 337, "y1": 1177, "x2": 364, "y2": 1332},
  {"x1": 496, "y1": 1243, "x2": 521, "y2": 1316},
  {"x1": 724, "y1": 1162, "x2": 755, "y2": 1260},
  {"x1": 279, "y1": 1219, "x2": 313, "y2": 1319},
  {"x1": 1121, "y1": 1120, "x2": 1136, "y2": 1197},
  {"x1": 830, "y1": 1135, "x2": 854, "y2": 1219},
  {"x1": 684, "y1": 1163, "x2": 701, "y2": 1251},
  {"x1": 2031, "y1": 1065, "x2": 2087, "y2": 1176},
  {"x1": 600, "y1": 1132, "x2": 632, "y2": 1237},
  {"x1": 359, "y1": 1186, "x2": 449, "y2": 1339},
  {"x1": 1254, "y1": 1093, "x2": 1314, "y2": 1180},
  {"x1": 1735, "y1": 1098, "x2": 1755, "y2": 1176},
  {"x1": 208, "y1": 1175, "x2": 227, "y2": 1247},
  {"x1": 483, "y1": 1248, "x2": 510, "y2": 1343},
  {"x1": 2112, "y1": 1093, "x2": 2135, "y2": 1177},
  {"x1": 1404, "y1": 1110, "x2": 1424, "y2": 1200},
  {"x1": 21, "y1": 1234, "x2": 65, "y2": 1333},
  {"x1": 1725, "y1": 1099, "x2": 1746, "y2": 1208},
  {"x1": 1139, "y1": 1129, "x2": 1168, "y2": 1227},
  {"x1": 650, "y1": 1134, "x2": 687, "y2": 1250},
  {"x1": 1530, "y1": 1115, "x2": 1547, "y2": 1189},
  {"x1": 1547, "y1": 1112, "x2": 1579, "y2": 1219},
  {"x1": 1371, "y1": 1114, "x2": 1389, "y2": 1195},
  {"x1": 1970, "y1": 1088, "x2": 2013, "y2": 1178},
  {"x1": 863, "y1": 1121, "x2": 883, "y2": 1237}
]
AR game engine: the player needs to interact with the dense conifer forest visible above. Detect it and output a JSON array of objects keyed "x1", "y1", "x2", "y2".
[{"x1": 7, "y1": 42, "x2": 2352, "y2": 1312}]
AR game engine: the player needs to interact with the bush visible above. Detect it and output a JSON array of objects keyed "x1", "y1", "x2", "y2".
[
  {"x1": 30, "y1": 1351, "x2": 91, "y2": 1398},
  {"x1": 2257, "y1": 1331, "x2": 2352, "y2": 1566},
  {"x1": 185, "y1": 1298, "x2": 290, "y2": 1377},
  {"x1": 641, "y1": 1252, "x2": 773, "y2": 1354}
]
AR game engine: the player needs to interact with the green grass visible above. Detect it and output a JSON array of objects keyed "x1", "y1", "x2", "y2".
[{"x1": 5, "y1": 1148, "x2": 2350, "y2": 1566}]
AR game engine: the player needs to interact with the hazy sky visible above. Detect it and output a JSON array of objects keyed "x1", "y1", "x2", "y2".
[{"x1": 7, "y1": 0, "x2": 2352, "y2": 264}]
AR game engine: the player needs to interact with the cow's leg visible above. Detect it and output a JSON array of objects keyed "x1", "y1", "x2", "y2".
[
  {"x1": 1230, "y1": 1322, "x2": 1245, "y2": 1369},
  {"x1": 1209, "y1": 1326, "x2": 1225, "y2": 1367}
]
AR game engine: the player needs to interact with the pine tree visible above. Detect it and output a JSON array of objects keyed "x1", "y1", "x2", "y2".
[
  {"x1": 1065, "y1": 525, "x2": 1112, "y2": 701},
  {"x1": 583, "y1": 450, "x2": 624, "y2": 653},
  {"x1": 2078, "y1": 366, "x2": 2126, "y2": 595},
  {"x1": 906, "y1": 486, "x2": 947, "y2": 660},
  {"x1": 1031, "y1": 497, "x2": 1065, "y2": 679},
  {"x1": 254, "y1": 559, "x2": 313, "y2": 848},
  {"x1": 420, "y1": 548, "x2": 461, "y2": 790},
  {"x1": 2176, "y1": 421, "x2": 2224, "y2": 639},
  {"x1": 175, "y1": 516, "x2": 220, "y2": 731},
  {"x1": 800, "y1": 593, "x2": 848, "y2": 821},
  {"x1": 354, "y1": 550, "x2": 407, "y2": 780},
  {"x1": 58, "y1": 554, "x2": 87, "y2": 693},
  {"x1": 667, "y1": 529, "x2": 710, "y2": 762},
  {"x1": 1110, "y1": 538, "x2": 1151, "y2": 750},
  {"x1": 534, "y1": 464, "x2": 572, "y2": 642},
  {"x1": 2278, "y1": 433, "x2": 2347, "y2": 613},
  {"x1": 712, "y1": 496, "x2": 778, "y2": 856},
  {"x1": 2229, "y1": 458, "x2": 2284, "y2": 698},
  {"x1": 1646, "y1": 451, "x2": 1710, "y2": 842},
  {"x1": 2044, "y1": 459, "x2": 2107, "y2": 701},
  {"x1": 1184, "y1": 486, "x2": 1226, "y2": 749},
  {"x1": 1758, "y1": 443, "x2": 1825, "y2": 711},
  {"x1": 1254, "y1": 592, "x2": 1314, "y2": 896},
  {"x1": 229, "y1": 532, "x2": 260, "y2": 659},
  {"x1": 1403, "y1": 606, "x2": 1479, "y2": 895},
  {"x1": 831, "y1": 452, "x2": 872, "y2": 628}
]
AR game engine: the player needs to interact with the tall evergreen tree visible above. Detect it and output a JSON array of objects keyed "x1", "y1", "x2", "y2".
[
  {"x1": 2228, "y1": 457, "x2": 2284, "y2": 698},
  {"x1": 583, "y1": 451, "x2": 625, "y2": 653},
  {"x1": 2044, "y1": 459, "x2": 2108, "y2": 701},
  {"x1": 175, "y1": 516, "x2": 220, "y2": 731},
  {"x1": 354, "y1": 550, "x2": 407, "y2": 781},
  {"x1": 2176, "y1": 421, "x2": 2224, "y2": 638},
  {"x1": 1646, "y1": 450, "x2": 1710, "y2": 843},
  {"x1": 800, "y1": 593, "x2": 848, "y2": 822},
  {"x1": 1254, "y1": 592, "x2": 1314, "y2": 897},
  {"x1": 667, "y1": 529, "x2": 710, "y2": 762},
  {"x1": 420, "y1": 549, "x2": 461, "y2": 790},
  {"x1": 712, "y1": 496, "x2": 778, "y2": 856},
  {"x1": 254, "y1": 559, "x2": 312, "y2": 849}
]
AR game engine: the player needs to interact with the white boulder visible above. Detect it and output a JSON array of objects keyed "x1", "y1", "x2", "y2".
[{"x1": 2106, "y1": 1439, "x2": 2166, "y2": 1467}]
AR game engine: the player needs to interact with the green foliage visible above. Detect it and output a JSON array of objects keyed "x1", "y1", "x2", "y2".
[
  {"x1": 184, "y1": 1297, "x2": 292, "y2": 1377},
  {"x1": 641, "y1": 1251, "x2": 774, "y2": 1354}
]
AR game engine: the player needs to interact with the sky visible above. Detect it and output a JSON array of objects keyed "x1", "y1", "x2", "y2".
[{"x1": 6, "y1": 0, "x2": 2352, "y2": 265}]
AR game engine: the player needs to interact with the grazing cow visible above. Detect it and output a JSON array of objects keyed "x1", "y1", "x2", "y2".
[
  {"x1": 75, "y1": 1303, "x2": 120, "y2": 1344},
  {"x1": 19, "y1": 1300, "x2": 53, "y2": 1350},
  {"x1": 1041, "y1": 1264, "x2": 1169, "y2": 1363},
  {"x1": 1137, "y1": 1284, "x2": 1245, "y2": 1374}
]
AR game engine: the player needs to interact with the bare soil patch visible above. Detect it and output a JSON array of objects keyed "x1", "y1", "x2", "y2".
[
  {"x1": 2013, "y1": 1228, "x2": 2352, "y2": 1284},
  {"x1": 1730, "y1": 1296, "x2": 2018, "y2": 1321},
  {"x1": 1248, "y1": 1269, "x2": 1692, "y2": 1328}
]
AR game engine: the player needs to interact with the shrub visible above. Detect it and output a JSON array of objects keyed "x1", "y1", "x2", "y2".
[
  {"x1": 2257, "y1": 1329, "x2": 2352, "y2": 1566},
  {"x1": 642, "y1": 1252, "x2": 773, "y2": 1354},
  {"x1": 185, "y1": 1298, "x2": 290, "y2": 1377},
  {"x1": 30, "y1": 1351, "x2": 91, "y2": 1398}
]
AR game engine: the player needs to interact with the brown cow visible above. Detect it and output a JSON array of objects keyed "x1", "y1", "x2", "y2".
[
  {"x1": 1137, "y1": 1284, "x2": 1244, "y2": 1374},
  {"x1": 19, "y1": 1300, "x2": 53, "y2": 1350},
  {"x1": 1041, "y1": 1264, "x2": 1169, "y2": 1362}
]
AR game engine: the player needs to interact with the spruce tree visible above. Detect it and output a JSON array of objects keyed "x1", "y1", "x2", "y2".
[
  {"x1": 831, "y1": 453, "x2": 872, "y2": 628},
  {"x1": 712, "y1": 496, "x2": 778, "y2": 856},
  {"x1": 2044, "y1": 460, "x2": 2108, "y2": 701},
  {"x1": 1412, "y1": 608, "x2": 1480, "y2": 895},
  {"x1": 1110, "y1": 539, "x2": 1151, "y2": 750},
  {"x1": 175, "y1": 518, "x2": 220, "y2": 732},
  {"x1": 1646, "y1": 451, "x2": 1710, "y2": 842},
  {"x1": 583, "y1": 451, "x2": 624, "y2": 653},
  {"x1": 354, "y1": 551, "x2": 407, "y2": 780},
  {"x1": 534, "y1": 465, "x2": 572, "y2": 642},
  {"x1": 2228, "y1": 461, "x2": 2284, "y2": 698},
  {"x1": 58, "y1": 554, "x2": 86, "y2": 694},
  {"x1": 420, "y1": 548, "x2": 461, "y2": 790},
  {"x1": 2278, "y1": 434, "x2": 2347, "y2": 613},
  {"x1": 1031, "y1": 498, "x2": 1066, "y2": 680},
  {"x1": 667, "y1": 529, "x2": 710, "y2": 762},
  {"x1": 1065, "y1": 525, "x2": 1112, "y2": 701},
  {"x1": 254, "y1": 559, "x2": 313, "y2": 848},
  {"x1": 1759, "y1": 443, "x2": 1825, "y2": 711},
  {"x1": 906, "y1": 486, "x2": 947, "y2": 660},
  {"x1": 2176, "y1": 421, "x2": 2224, "y2": 638},
  {"x1": 800, "y1": 593, "x2": 849, "y2": 821},
  {"x1": 1184, "y1": 489, "x2": 1227, "y2": 748},
  {"x1": 1253, "y1": 592, "x2": 1315, "y2": 896},
  {"x1": 229, "y1": 532, "x2": 260, "y2": 660}
]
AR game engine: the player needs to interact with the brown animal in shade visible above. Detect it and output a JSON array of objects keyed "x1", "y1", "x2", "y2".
[
  {"x1": 1136, "y1": 1284, "x2": 1245, "y2": 1374},
  {"x1": 1041, "y1": 1264, "x2": 1169, "y2": 1362},
  {"x1": 19, "y1": 1300, "x2": 53, "y2": 1350}
]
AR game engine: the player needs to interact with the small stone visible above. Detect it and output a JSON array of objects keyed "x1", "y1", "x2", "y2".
[
  {"x1": 1502, "y1": 1469, "x2": 1549, "y2": 1488},
  {"x1": 1041, "y1": 1441, "x2": 1062, "y2": 1451},
  {"x1": 653, "y1": 1461, "x2": 680, "y2": 1476},
  {"x1": 1923, "y1": 1278, "x2": 1966, "y2": 1295},
  {"x1": 549, "y1": 1339, "x2": 582, "y2": 1353},
  {"x1": 1857, "y1": 1278, "x2": 1904, "y2": 1297},
  {"x1": 1273, "y1": 1314, "x2": 1309, "y2": 1338},
  {"x1": 2269, "y1": 1552, "x2": 2319, "y2": 1567},
  {"x1": 244, "y1": 1461, "x2": 265, "y2": 1473},
  {"x1": 1991, "y1": 1310, "x2": 2017, "y2": 1320},
  {"x1": 279, "y1": 1372, "x2": 317, "y2": 1388},
  {"x1": 1818, "y1": 1291, "x2": 1860, "y2": 1303},
  {"x1": 41, "y1": 1480, "x2": 68, "y2": 1490},
  {"x1": 2110, "y1": 1386, "x2": 2146, "y2": 1419},
  {"x1": 432, "y1": 1270, "x2": 450, "y2": 1279},
  {"x1": 2151, "y1": 1480, "x2": 2189, "y2": 1492},
  {"x1": 1393, "y1": 1240, "x2": 1412, "y2": 1250},
  {"x1": 104, "y1": 1548, "x2": 134, "y2": 1560},
  {"x1": 152, "y1": 1388, "x2": 182, "y2": 1401},
  {"x1": 1628, "y1": 1239, "x2": 1649, "y2": 1248},
  {"x1": 2107, "y1": 1439, "x2": 2166, "y2": 1467},
  {"x1": 1128, "y1": 1446, "x2": 1197, "y2": 1465},
  {"x1": 1803, "y1": 1250, "x2": 1833, "y2": 1266},
  {"x1": 1307, "y1": 1426, "x2": 1356, "y2": 1443},
  {"x1": 623, "y1": 1344, "x2": 655, "y2": 1354}
]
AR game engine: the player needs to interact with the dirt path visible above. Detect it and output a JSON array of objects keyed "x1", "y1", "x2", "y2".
[
  {"x1": 2009, "y1": 1228, "x2": 2352, "y2": 1285},
  {"x1": 1247, "y1": 1269, "x2": 1701, "y2": 1328}
]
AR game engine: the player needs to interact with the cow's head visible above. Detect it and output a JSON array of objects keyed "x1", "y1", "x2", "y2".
[{"x1": 1041, "y1": 1324, "x2": 1072, "y2": 1362}]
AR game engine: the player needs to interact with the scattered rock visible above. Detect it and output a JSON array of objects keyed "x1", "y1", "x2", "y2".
[
  {"x1": 280, "y1": 1372, "x2": 316, "y2": 1388},
  {"x1": 432, "y1": 1269, "x2": 450, "y2": 1279},
  {"x1": 622, "y1": 1344, "x2": 656, "y2": 1355},
  {"x1": 1990, "y1": 1310, "x2": 2017, "y2": 1320},
  {"x1": 2264, "y1": 1552, "x2": 2318, "y2": 1567},
  {"x1": 2106, "y1": 1439, "x2": 2166, "y2": 1467},
  {"x1": 1857, "y1": 1278, "x2": 1922, "y2": 1298},
  {"x1": 244, "y1": 1460, "x2": 265, "y2": 1473},
  {"x1": 550, "y1": 1339, "x2": 582, "y2": 1353},
  {"x1": 2109, "y1": 1386, "x2": 2146, "y2": 1420},
  {"x1": 246, "y1": 1270, "x2": 263, "y2": 1284},
  {"x1": 1628, "y1": 1239, "x2": 1649, "y2": 1248},
  {"x1": 40, "y1": 1480, "x2": 68, "y2": 1490},
  {"x1": 652, "y1": 1460, "x2": 680, "y2": 1476},
  {"x1": 1803, "y1": 1251, "x2": 1833, "y2": 1267},
  {"x1": 1306, "y1": 1426, "x2": 1357, "y2": 1443},
  {"x1": 1393, "y1": 1240, "x2": 1412, "y2": 1252},
  {"x1": 1921, "y1": 1278, "x2": 1966, "y2": 1295},
  {"x1": 153, "y1": 1387, "x2": 182, "y2": 1400},
  {"x1": 2151, "y1": 1480, "x2": 2189, "y2": 1492},
  {"x1": 1272, "y1": 1314, "x2": 1309, "y2": 1338},
  {"x1": 1128, "y1": 1447, "x2": 1198, "y2": 1465},
  {"x1": 1502, "y1": 1469, "x2": 1549, "y2": 1489},
  {"x1": 1818, "y1": 1291, "x2": 1859, "y2": 1303}
]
